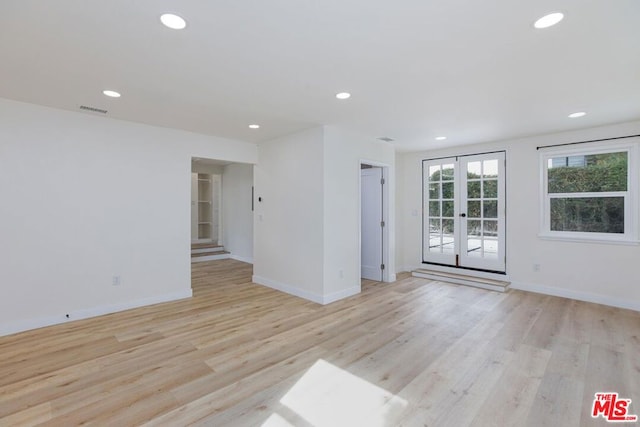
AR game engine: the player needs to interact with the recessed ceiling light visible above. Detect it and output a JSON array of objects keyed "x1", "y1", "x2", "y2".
[
  {"x1": 568, "y1": 112, "x2": 586, "y2": 118},
  {"x1": 160, "y1": 13, "x2": 187, "y2": 30},
  {"x1": 336, "y1": 92, "x2": 351, "y2": 100},
  {"x1": 102, "y1": 90, "x2": 121, "y2": 98},
  {"x1": 435, "y1": 136, "x2": 447, "y2": 141},
  {"x1": 249, "y1": 124, "x2": 260, "y2": 129},
  {"x1": 534, "y1": 12, "x2": 564, "y2": 29}
]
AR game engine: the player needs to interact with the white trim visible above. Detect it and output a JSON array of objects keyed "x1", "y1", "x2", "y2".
[
  {"x1": 322, "y1": 286, "x2": 361, "y2": 304},
  {"x1": 510, "y1": 281, "x2": 640, "y2": 312},
  {"x1": 252, "y1": 275, "x2": 324, "y2": 304},
  {"x1": 252, "y1": 275, "x2": 360, "y2": 305},
  {"x1": 230, "y1": 254, "x2": 254, "y2": 264},
  {"x1": 539, "y1": 140, "x2": 639, "y2": 244},
  {"x1": 538, "y1": 234, "x2": 640, "y2": 246},
  {"x1": 0, "y1": 289, "x2": 193, "y2": 337}
]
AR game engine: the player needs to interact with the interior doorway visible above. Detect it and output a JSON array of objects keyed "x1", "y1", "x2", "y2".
[{"x1": 360, "y1": 162, "x2": 390, "y2": 282}]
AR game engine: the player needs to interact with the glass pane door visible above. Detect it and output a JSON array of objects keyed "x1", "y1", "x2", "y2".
[
  {"x1": 423, "y1": 158, "x2": 457, "y2": 266},
  {"x1": 459, "y1": 153, "x2": 505, "y2": 272},
  {"x1": 422, "y1": 152, "x2": 506, "y2": 273}
]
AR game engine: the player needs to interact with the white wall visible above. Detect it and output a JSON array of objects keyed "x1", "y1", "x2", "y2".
[
  {"x1": 253, "y1": 126, "x2": 396, "y2": 304},
  {"x1": 323, "y1": 126, "x2": 396, "y2": 300},
  {"x1": 0, "y1": 98, "x2": 257, "y2": 336},
  {"x1": 398, "y1": 120, "x2": 640, "y2": 311},
  {"x1": 253, "y1": 127, "x2": 325, "y2": 302},
  {"x1": 222, "y1": 163, "x2": 254, "y2": 263}
]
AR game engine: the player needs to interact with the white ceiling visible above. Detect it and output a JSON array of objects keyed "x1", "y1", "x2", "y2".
[{"x1": 1, "y1": 1, "x2": 638, "y2": 152}]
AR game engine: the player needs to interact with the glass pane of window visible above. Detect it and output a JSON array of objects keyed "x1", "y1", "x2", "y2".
[
  {"x1": 483, "y1": 200, "x2": 498, "y2": 218},
  {"x1": 483, "y1": 180, "x2": 497, "y2": 198},
  {"x1": 429, "y1": 201, "x2": 440, "y2": 217},
  {"x1": 550, "y1": 197, "x2": 624, "y2": 233},
  {"x1": 467, "y1": 201, "x2": 481, "y2": 218},
  {"x1": 429, "y1": 218, "x2": 442, "y2": 251},
  {"x1": 483, "y1": 160, "x2": 498, "y2": 178},
  {"x1": 429, "y1": 165, "x2": 441, "y2": 181},
  {"x1": 442, "y1": 219, "x2": 454, "y2": 253},
  {"x1": 429, "y1": 183, "x2": 440, "y2": 199},
  {"x1": 467, "y1": 181, "x2": 481, "y2": 199},
  {"x1": 442, "y1": 201, "x2": 454, "y2": 217},
  {"x1": 548, "y1": 151, "x2": 627, "y2": 193},
  {"x1": 467, "y1": 220, "x2": 482, "y2": 257},
  {"x1": 483, "y1": 220, "x2": 498, "y2": 237},
  {"x1": 483, "y1": 239, "x2": 498, "y2": 258},
  {"x1": 442, "y1": 182, "x2": 454, "y2": 199},
  {"x1": 442, "y1": 164, "x2": 455, "y2": 181},
  {"x1": 467, "y1": 162, "x2": 481, "y2": 179}
]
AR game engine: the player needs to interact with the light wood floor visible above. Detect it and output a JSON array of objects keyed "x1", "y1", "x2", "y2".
[{"x1": 1, "y1": 260, "x2": 639, "y2": 426}]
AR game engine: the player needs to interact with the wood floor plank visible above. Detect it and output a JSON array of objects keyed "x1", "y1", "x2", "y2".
[{"x1": 0, "y1": 258, "x2": 638, "y2": 426}]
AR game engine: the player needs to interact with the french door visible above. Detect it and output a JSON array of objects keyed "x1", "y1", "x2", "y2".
[{"x1": 423, "y1": 152, "x2": 506, "y2": 273}]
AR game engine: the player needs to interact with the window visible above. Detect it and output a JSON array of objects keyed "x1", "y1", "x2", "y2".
[{"x1": 540, "y1": 141, "x2": 639, "y2": 243}]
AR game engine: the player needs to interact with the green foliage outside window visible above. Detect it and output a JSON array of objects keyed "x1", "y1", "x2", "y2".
[{"x1": 548, "y1": 152, "x2": 627, "y2": 193}]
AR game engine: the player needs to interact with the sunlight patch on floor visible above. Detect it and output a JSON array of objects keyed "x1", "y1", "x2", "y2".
[
  {"x1": 261, "y1": 413, "x2": 297, "y2": 427},
  {"x1": 271, "y1": 359, "x2": 407, "y2": 427}
]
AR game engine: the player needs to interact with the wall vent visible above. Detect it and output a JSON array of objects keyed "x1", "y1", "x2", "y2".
[{"x1": 79, "y1": 105, "x2": 108, "y2": 114}]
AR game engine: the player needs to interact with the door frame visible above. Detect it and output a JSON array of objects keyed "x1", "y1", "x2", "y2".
[
  {"x1": 359, "y1": 160, "x2": 392, "y2": 283},
  {"x1": 422, "y1": 150, "x2": 507, "y2": 275}
]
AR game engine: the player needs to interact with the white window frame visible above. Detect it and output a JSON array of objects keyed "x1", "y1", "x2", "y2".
[{"x1": 539, "y1": 140, "x2": 639, "y2": 244}]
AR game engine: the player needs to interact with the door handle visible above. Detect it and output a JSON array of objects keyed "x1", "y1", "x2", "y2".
[{"x1": 460, "y1": 213, "x2": 467, "y2": 217}]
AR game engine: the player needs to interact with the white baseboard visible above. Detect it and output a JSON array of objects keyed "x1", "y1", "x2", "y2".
[
  {"x1": 253, "y1": 275, "x2": 324, "y2": 304},
  {"x1": 322, "y1": 286, "x2": 361, "y2": 304},
  {"x1": 252, "y1": 275, "x2": 360, "y2": 305},
  {"x1": 510, "y1": 281, "x2": 640, "y2": 312},
  {"x1": 398, "y1": 265, "x2": 421, "y2": 274},
  {"x1": 230, "y1": 254, "x2": 254, "y2": 264},
  {"x1": 0, "y1": 289, "x2": 193, "y2": 337}
]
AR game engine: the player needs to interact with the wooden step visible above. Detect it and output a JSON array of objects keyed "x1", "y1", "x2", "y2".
[
  {"x1": 412, "y1": 268, "x2": 510, "y2": 293},
  {"x1": 191, "y1": 242, "x2": 221, "y2": 250},
  {"x1": 191, "y1": 247, "x2": 230, "y2": 263}
]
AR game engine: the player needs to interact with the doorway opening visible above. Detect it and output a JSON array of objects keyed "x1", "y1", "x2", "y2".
[{"x1": 360, "y1": 161, "x2": 390, "y2": 282}]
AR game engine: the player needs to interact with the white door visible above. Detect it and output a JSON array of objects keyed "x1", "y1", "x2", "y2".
[
  {"x1": 361, "y1": 167, "x2": 383, "y2": 281},
  {"x1": 423, "y1": 152, "x2": 506, "y2": 273}
]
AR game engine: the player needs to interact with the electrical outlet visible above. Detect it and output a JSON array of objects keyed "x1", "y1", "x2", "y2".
[
  {"x1": 339, "y1": 270, "x2": 344, "y2": 279},
  {"x1": 112, "y1": 275, "x2": 121, "y2": 286},
  {"x1": 533, "y1": 264, "x2": 541, "y2": 272}
]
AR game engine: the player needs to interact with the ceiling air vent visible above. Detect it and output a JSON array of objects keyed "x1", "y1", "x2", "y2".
[
  {"x1": 377, "y1": 137, "x2": 395, "y2": 143},
  {"x1": 79, "y1": 105, "x2": 108, "y2": 114}
]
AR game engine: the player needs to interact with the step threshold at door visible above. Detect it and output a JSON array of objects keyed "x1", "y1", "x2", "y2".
[{"x1": 412, "y1": 268, "x2": 510, "y2": 293}]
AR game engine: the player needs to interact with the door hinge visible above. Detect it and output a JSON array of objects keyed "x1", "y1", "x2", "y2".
[
  {"x1": 380, "y1": 178, "x2": 385, "y2": 185},
  {"x1": 381, "y1": 263, "x2": 385, "y2": 270},
  {"x1": 380, "y1": 220, "x2": 385, "y2": 227}
]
